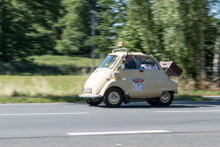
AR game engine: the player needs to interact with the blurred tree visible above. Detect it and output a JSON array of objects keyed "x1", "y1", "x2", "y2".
[
  {"x1": 0, "y1": 0, "x2": 61, "y2": 61},
  {"x1": 210, "y1": 0, "x2": 220, "y2": 80},
  {"x1": 213, "y1": 29, "x2": 220, "y2": 79},
  {"x1": 119, "y1": 0, "x2": 217, "y2": 81},
  {"x1": 96, "y1": 0, "x2": 126, "y2": 54},
  {"x1": 56, "y1": 0, "x2": 126, "y2": 56},
  {"x1": 118, "y1": 0, "x2": 161, "y2": 56},
  {"x1": 179, "y1": 0, "x2": 217, "y2": 81},
  {"x1": 55, "y1": 0, "x2": 98, "y2": 56}
]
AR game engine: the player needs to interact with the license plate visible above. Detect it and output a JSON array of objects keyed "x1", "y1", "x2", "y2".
[{"x1": 83, "y1": 87, "x2": 92, "y2": 93}]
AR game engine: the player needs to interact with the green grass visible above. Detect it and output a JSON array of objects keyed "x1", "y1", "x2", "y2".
[
  {"x1": 0, "y1": 96, "x2": 85, "y2": 104},
  {"x1": 178, "y1": 90, "x2": 220, "y2": 96},
  {"x1": 32, "y1": 55, "x2": 103, "y2": 67},
  {"x1": 0, "y1": 75, "x2": 89, "y2": 103},
  {"x1": 175, "y1": 89, "x2": 220, "y2": 101},
  {"x1": 0, "y1": 55, "x2": 104, "y2": 103},
  {"x1": 0, "y1": 74, "x2": 218, "y2": 103},
  {"x1": 0, "y1": 55, "x2": 219, "y2": 103},
  {"x1": 175, "y1": 95, "x2": 213, "y2": 101},
  {"x1": 0, "y1": 55, "x2": 103, "y2": 76}
]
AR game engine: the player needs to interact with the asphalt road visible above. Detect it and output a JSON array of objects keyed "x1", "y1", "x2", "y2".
[{"x1": 1, "y1": 100, "x2": 220, "y2": 147}]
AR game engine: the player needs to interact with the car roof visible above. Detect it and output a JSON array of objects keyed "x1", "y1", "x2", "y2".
[
  {"x1": 109, "y1": 51, "x2": 160, "y2": 65},
  {"x1": 108, "y1": 52, "x2": 155, "y2": 58}
]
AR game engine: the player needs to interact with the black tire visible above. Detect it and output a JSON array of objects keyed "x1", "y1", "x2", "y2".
[
  {"x1": 85, "y1": 98, "x2": 102, "y2": 106},
  {"x1": 104, "y1": 88, "x2": 123, "y2": 108},
  {"x1": 157, "y1": 91, "x2": 173, "y2": 106},
  {"x1": 147, "y1": 99, "x2": 159, "y2": 106}
]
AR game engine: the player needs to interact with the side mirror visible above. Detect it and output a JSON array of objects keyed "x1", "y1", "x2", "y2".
[{"x1": 112, "y1": 72, "x2": 120, "y2": 78}]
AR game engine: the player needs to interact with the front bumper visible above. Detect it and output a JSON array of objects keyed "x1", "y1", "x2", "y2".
[
  {"x1": 79, "y1": 94, "x2": 102, "y2": 98},
  {"x1": 174, "y1": 90, "x2": 178, "y2": 94}
]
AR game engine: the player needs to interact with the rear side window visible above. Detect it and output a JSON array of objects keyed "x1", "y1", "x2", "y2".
[{"x1": 140, "y1": 57, "x2": 159, "y2": 70}]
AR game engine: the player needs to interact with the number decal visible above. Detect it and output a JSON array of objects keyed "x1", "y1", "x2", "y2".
[{"x1": 133, "y1": 78, "x2": 145, "y2": 91}]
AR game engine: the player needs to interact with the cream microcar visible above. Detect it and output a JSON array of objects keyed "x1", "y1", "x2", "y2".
[{"x1": 79, "y1": 43, "x2": 179, "y2": 108}]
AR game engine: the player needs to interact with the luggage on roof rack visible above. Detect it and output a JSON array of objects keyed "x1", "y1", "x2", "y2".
[{"x1": 159, "y1": 61, "x2": 183, "y2": 77}]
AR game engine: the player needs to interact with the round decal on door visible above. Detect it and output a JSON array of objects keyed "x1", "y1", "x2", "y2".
[{"x1": 133, "y1": 78, "x2": 145, "y2": 91}]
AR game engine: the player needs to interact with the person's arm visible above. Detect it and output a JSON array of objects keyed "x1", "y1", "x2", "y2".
[
  {"x1": 127, "y1": 60, "x2": 136, "y2": 69},
  {"x1": 124, "y1": 63, "x2": 129, "y2": 69}
]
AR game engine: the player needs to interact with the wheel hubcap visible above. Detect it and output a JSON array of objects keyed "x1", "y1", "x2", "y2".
[
  {"x1": 108, "y1": 92, "x2": 120, "y2": 104},
  {"x1": 160, "y1": 92, "x2": 170, "y2": 103}
]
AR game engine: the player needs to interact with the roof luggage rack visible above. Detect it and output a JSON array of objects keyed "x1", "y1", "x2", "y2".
[{"x1": 159, "y1": 61, "x2": 183, "y2": 82}]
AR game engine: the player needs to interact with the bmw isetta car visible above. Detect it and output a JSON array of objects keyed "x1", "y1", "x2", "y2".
[{"x1": 79, "y1": 42, "x2": 179, "y2": 108}]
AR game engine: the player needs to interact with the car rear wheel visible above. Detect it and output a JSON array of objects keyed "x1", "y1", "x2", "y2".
[
  {"x1": 158, "y1": 91, "x2": 173, "y2": 106},
  {"x1": 147, "y1": 99, "x2": 159, "y2": 106},
  {"x1": 85, "y1": 98, "x2": 102, "y2": 106},
  {"x1": 104, "y1": 88, "x2": 123, "y2": 108}
]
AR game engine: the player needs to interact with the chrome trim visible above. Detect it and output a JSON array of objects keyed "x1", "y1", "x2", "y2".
[
  {"x1": 79, "y1": 94, "x2": 102, "y2": 98},
  {"x1": 162, "y1": 90, "x2": 178, "y2": 94},
  {"x1": 175, "y1": 76, "x2": 180, "y2": 82},
  {"x1": 120, "y1": 69, "x2": 160, "y2": 71},
  {"x1": 112, "y1": 48, "x2": 128, "y2": 54}
]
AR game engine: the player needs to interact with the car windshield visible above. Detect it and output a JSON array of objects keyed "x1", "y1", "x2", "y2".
[{"x1": 100, "y1": 55, "x2": 119, "y2": 69}]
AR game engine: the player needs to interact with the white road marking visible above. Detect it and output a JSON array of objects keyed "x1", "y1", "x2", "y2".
[
  {"x1": 195, "y1": 110, "x2": 220, "y2": 112},
  {"x1": 0, "y1": 112, "x2": 90, "y2": 116},
  {"x1": 67, "y1": 130, "x2": 170, "y2": 136},
  {"x1": 154, "y1": 110, "x2": 220, "y2": 113},
  {"x1": 154, "y1": 111, "x2": 193, "y2": 113}
]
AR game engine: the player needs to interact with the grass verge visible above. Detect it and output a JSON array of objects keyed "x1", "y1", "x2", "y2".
[
  {"x1": 0, "y1": 96, "x2": 85, "y2": 104},
  {"x1": 175, "y1": 95, "x2": 213, "y2": 101},
  {"x1": 179, "y1": 90, "x2": 220, "y2": 96},
  {"x1": 0, "y1": 75, "x2": 89, "y2": 103},
  {"x1": 0, "y1": 55, "x2": 103, "y2": 76},
  {"x1": 0, "y1": 75, "x2": 218, "y2": 103}
]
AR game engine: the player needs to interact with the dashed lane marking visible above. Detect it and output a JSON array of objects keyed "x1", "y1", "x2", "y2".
[
  {"x1": 0, "y1": 112, "x2": 90, "y2": 116},
  {"x1": 154, "y1": 111, "x2": 193, "y2": 113},
  {"x1": 154, "y1": 110, "x2": 220, "y2": 113},
  {"x1": 66, "y1": 130, "x2": 171, "y2": 136}
]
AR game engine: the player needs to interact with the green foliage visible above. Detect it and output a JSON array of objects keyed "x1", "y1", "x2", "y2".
[
  {"x1": 55, "y1": 0, "x2": 98, "y2": 56},
  {"x1": 118, "y1": 0, "x2": 162, "y2": 58},
  {"x1": 56, "y1": 0, "x2": 126, "y2": 55},
  {"x1": 0, "y1": 75, "x2": 88, "y2": 103},
  {"x1": 0, "y1": 0, "x2": 61, "y2": 61},
  {"x1": 0, "y1": 75, "x2": 218, "y2": 103},
  {"x1": 0, "y1": 0, "x2": 219, "y2": 80},
  {"x1": 119, "y1": 0, "x2": 218, "y2": 79},
  {"x1": 0, "y1": 55, "x2": 103, "y2": 75},
  {"x1": 175, "y1": 95, "x2": 212, "y2": 101},
  {"x1": 96, "y1": 0, "x2": 126, "y2": 53}
]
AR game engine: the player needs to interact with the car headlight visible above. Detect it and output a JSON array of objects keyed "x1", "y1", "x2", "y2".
[{"x1": 83, "y1": 87, "x2": 92, "y2": 93}]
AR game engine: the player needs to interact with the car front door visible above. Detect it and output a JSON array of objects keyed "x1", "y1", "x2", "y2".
[{"x1": 116, "y1": 55, "x2": 167, "y2": 98}]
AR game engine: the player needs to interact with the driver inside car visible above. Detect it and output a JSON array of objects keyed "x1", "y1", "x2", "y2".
[{"x1": 123, "y1": 55, "x2": 136, "y2": 69}]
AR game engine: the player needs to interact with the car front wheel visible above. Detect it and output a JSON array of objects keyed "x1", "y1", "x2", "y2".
[{"x1": 104, "y1": 88, "x2": 123, "y2": 108}]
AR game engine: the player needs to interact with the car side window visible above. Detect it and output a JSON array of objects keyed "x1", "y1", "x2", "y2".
[
  {"x1": 118, "y1": 56, "x2": 138, "y2": 70},
  {"x1": 117, "y1": 56, "x2": 159, "y2": 70},
  {"x1": 141, "y1": 57, "x2": 159, "y2": 70},
  {"x1": 118, "y1": 60, "x2": 125, "y2": 70}
]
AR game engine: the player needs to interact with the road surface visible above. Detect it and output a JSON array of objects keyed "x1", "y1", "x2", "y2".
[{"x1": 0, "y1": 100, "x2": 220, "y2": 147}]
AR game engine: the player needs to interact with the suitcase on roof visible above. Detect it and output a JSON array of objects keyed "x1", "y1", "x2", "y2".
[{"x1": 159, "y1": 61, "x2": 183, "y2": 76}]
